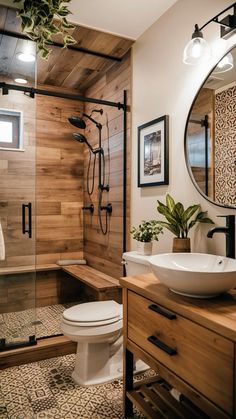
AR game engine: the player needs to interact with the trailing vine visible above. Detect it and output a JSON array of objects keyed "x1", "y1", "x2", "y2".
[{"x1": 13, "y1": 0, "x2": 76, "y2": 59}]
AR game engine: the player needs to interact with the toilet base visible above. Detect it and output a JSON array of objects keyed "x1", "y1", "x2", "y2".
[
  {"x1": 72, "y1": 359, "x2": 149, "y2": 386},
  {"x1": 72, "y1": 336, "x2": 149, "y2": 386}
]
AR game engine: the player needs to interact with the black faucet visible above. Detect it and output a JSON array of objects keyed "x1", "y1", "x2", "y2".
[{"x1": 207, "y1": 215, "x2": 235, "y2": 259}]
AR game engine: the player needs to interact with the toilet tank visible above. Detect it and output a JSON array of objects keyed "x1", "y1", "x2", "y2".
[{"x1": 122, "y1": 251, "x2": 152, "y2": 276}]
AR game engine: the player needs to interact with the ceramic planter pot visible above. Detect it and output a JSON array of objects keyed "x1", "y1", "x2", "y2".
[
  {"x1": 172, "y1": 238, "x2": 191, "y2": 253},
  {"x1": 137, "y1": 241, "x2": 153, "y2": 255}
]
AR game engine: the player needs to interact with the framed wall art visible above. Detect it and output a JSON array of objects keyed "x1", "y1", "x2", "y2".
[{"x1": 137, "y1": 115, "x2": 169, "y2": 187}]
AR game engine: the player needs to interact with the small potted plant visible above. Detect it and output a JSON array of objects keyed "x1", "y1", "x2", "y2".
[
  {"x1": 13, "y1": 0, "x2": 76, "y2": 59},
  {"x1": 130, "y1": 220, "x2": 163, "y2": 255},
  {"x1": 156, "y1": 194, "x2": 214, "y2": 252}
]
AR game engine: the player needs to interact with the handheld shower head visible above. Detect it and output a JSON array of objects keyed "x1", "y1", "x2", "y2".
[
  {"x1": 73, "y1": 133, "x2": 95, "y2": 153},
  {"x1": 68, "y1": 116, "x2": 86, "y2": 129},
  {"x1": 73, "y1": 132, "x2": 86, "y2": 143}
]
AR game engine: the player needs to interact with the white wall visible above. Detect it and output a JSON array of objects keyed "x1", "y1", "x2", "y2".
[{"x1": 131, "y1": 0, "x2": 236, "y2": 256}]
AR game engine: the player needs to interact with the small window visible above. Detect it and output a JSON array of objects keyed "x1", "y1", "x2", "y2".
[{"x1": 0, "y1": 110, "x2": 23, "y2": 150}]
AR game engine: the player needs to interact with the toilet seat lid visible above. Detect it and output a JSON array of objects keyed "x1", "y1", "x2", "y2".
[{"x1": 63, "y1": 300, "x2": 122, "y2": 324}]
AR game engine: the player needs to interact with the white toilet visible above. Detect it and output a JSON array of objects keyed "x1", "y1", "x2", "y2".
[{"x1": 61, "y1": 252, "x2": 152, "y2": 386}]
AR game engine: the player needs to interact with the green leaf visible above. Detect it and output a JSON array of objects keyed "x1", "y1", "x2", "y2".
[
  {"x1": 156, "y1": 221, "x2": 180, "y2": 237},
  {"x1": 39, "y1": 46, "x2": 50, "y2": 59},
  {"x1": 63, "y1": 34, "x2": 77, "y2": 45},
  {"x1": 61, "y1": 18, "x2": 75, "y2": 29},
  {"x1": 156, "y1": 194, "x2": 214, "y2": 238},
  {"x1": 198, "y1": 217, "x2": 214, "y2": 224},
  {"x1": 15, "y1": 0, "x2": 75, "y2": 59},
  {"x1": 57, "y1": 5, "x2": 70, "y2": 16},
  {"x1": 183, "y1": 204, "x2": 200, "y2": 222},
  {"x1": 188, "y1": 220, "x2": 197, "y2": 230},
  {"x1": 21, "y1": 15, "x2": 34, "y2": 31},
  {"x1": 166, "y1": 194, "x2": 175, "y2": 212}
]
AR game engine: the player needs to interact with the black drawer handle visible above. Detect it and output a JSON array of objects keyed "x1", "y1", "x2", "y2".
[
  {"x1": 148, "y1": 304, "x2": 176, "y2": 320},
  {"x1": 147, "y1": 335, "x2": 177, "y2": 356}
]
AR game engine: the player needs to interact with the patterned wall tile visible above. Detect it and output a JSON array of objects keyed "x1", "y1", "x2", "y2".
[{"x1": 215, "y1": 85, "x2": 236, "y2": 205}]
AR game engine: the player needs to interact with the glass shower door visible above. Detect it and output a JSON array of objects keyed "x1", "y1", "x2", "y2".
[{"x1": 0, "y1": 34, "x2": 37, "y2": 349}]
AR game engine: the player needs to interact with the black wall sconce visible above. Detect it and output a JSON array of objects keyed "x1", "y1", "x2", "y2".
[{"x1": 183, "y1": 2, "x2": 236, "y2": 65}]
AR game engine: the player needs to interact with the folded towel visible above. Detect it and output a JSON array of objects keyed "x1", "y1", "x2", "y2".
[{"x1": 0, "y1": 222, "x2": 5, "y2": 261}]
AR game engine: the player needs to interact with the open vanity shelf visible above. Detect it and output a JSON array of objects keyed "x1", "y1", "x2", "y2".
[{"x1": 120, "y1": 273, "x2": 236, "y2": 419}]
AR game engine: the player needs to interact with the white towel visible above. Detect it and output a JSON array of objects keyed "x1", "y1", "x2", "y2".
[
  {"x1": 57, "y1": 259, "x2": 87, "y2": 266},
  {"x1": 0, "y1": 222, "x2": 5, "y2": 261}
]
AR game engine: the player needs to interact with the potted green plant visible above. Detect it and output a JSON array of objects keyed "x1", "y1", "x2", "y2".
[
  {"x1": 13, "y1": 0, "x2": 76, "y2": 59},
  {"x1": 156, "y1": 194, "x2": 214, "y2": 252},
  {"x1": 130, "y1": 220, "x2": 163, "y2": 255}
]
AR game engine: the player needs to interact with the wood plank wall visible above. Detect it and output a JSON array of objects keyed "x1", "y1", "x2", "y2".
[
  {"x1": 0, "y1": 84, "x2": 85, "y2": 268},
  {"x1": 36, "y1": 88, "x2": 84, "y2": 265},
  {"x1": 0, "y1": 87, "x2": 36, "y2": 268},
  {"x1": 187, "y1": 88, "x2": 214, "y2": 200},
  {"x1": 83, "y1": 52, "x2": 131, "y2": 278}
]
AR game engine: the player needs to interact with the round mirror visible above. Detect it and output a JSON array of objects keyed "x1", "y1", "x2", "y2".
[{"x1": 185, "y1": 45, "x2": 236, "y2": 209}]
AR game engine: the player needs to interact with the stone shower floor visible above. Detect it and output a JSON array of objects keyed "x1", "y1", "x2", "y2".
[
  {"x1": 0, "y1": 353, "x2": 151, "y2": 418},
  {"x1": 0, "y1": 303, "x2": 77, "y2": 344}
]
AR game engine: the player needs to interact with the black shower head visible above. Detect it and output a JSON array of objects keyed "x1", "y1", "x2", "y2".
[
  {"x1": 68, "y1": 116, "x2": 86, "y2": 129},
  {"x1": 73, "y1": 133, "x2": 103, "y2": 155},
  {"x1": 73, "y1": 132, "x2": 94, "y2": 152},
  {"x1": 73, "y1": 132, "x2": 86, "y2": 143}
]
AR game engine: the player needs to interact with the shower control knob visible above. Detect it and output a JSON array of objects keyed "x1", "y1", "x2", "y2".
[
  {"x1": 82, "y1": 204, "x2": 94, "y2": 214},
  {"x1": 100, "y1": 184, "x2": 110, "y2": 192},
  {"x1": 100, "y1": 203, "x2": 112, "y2": 214}
]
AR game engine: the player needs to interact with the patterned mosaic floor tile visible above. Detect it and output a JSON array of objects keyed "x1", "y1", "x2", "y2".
[
  {"x1": 0, "y1": 302, "x2": 80, "y2": 344},
  {"x1": 0, "y1": 354, "x2": 151, "y2": 418}
]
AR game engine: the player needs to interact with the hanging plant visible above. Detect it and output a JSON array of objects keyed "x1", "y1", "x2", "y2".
[{"x1": 13, "y1": 0, "x2": 76, "y2": 59}]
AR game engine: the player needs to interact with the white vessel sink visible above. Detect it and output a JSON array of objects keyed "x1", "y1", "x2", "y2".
[{"x1": 149, "y1": 253, "x2": 236, "y2": 298}]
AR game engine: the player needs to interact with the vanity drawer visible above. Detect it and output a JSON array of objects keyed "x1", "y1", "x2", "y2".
[{"x1": 127, "y1": 290, "x2": 234, "y2": 415}]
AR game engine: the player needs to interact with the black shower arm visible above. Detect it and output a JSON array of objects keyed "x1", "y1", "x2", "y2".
[{"x1": 83, "y1": 113, "x2": 102, "y2": 129}]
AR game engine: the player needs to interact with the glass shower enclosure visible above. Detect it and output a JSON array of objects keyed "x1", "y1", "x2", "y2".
[{"x1": 0, "y1": 34, "x2": 37, "y2": 350}]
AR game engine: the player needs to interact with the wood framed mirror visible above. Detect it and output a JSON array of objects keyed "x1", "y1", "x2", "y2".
[{"x1": 185, "y1": 45, "x2": 236, "y2": 209}]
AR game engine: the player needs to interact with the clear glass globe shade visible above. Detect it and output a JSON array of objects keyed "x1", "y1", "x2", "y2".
[
  {"x1": 183, "y1": 37, "x2": 211, "y2": 65},
  {"x1": 213, "y1": 52, "x2": 234, "y2": 74}
]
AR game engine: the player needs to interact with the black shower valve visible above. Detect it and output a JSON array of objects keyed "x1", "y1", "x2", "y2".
[
  {"x1": 100, "y1": 203, "x2": 112, "y2": 214},
  {"x1": 100, "y1": 184, "x2": 110, "y2": 192},
  {"x1": 82, "y1": 204, "x2": 94, "y2": 214}
]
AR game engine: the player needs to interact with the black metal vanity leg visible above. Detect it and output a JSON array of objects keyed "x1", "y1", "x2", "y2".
[{"x1": 124, "y1": 348, "x2": 134, "y2": 417}]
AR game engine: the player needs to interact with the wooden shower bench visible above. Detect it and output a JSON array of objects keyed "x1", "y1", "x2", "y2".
[
  {"x1": 61, "y1": 264, "x2": 121, "y2": 302},
  {"x1": 0, "y1": 263, "x2": 122, "y2": 304}
]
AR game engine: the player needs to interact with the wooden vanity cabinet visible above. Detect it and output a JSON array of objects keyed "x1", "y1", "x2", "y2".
[{"x1": 120, "y1": 273, "x2": 236, "y2": 419}]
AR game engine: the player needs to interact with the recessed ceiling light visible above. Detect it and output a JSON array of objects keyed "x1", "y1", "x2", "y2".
[
  {"x1": 17, "y1": 52, "x2": 36, "y2": 63},
  {"x1": 14, "y1": 78, "x2": 28, "y2": 84}
]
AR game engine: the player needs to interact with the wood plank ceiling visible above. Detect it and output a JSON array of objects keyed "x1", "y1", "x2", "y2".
[{"x1": 0, "y1": 5, "x2": 133, "y2": 92}]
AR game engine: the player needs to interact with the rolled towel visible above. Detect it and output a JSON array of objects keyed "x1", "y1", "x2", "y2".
[
  {"x1": 0, "y1": 222, "x2": 5, "y2": 261},
  {"x1": 57, "y1": 259, "x2": 87, "y2": 266}
]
